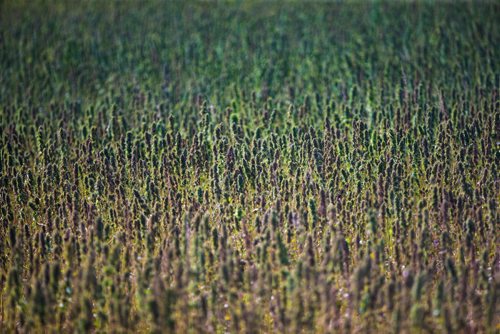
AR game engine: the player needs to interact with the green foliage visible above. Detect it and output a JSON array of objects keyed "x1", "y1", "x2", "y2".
[{"x1": 0, "y1": 1, "x2": 498, "y2": 333}]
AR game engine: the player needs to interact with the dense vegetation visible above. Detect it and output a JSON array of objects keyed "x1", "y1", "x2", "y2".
[{"x1": 0, "y1": 1, "x2": 498, "y2": 333}]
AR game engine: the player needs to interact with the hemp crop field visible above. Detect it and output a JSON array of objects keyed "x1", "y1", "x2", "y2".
[{"x1": 0, "y1": 1, "x2": 498, "y2": 333}]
